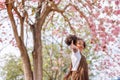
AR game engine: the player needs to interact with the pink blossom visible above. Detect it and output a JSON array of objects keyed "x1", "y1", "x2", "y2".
[
  {"x1": 0, "y1": 3, "x2": 5, "y2": 9},
  {"x1": 0, "y1": 0, "x2": 5, "y2": 3},
  {"x1": 94, "y1": 44, "x2": 100, "y2": 51},
  {"x1": 114, "y1": 10, "x2": 120, "y2": 15},
  {"x1": 51, "y1": 66, "x2": 58, "y2": 71},
  {"x1": 54, "y1": 0, "x2": 60, "y2": 4},
  {"x1": 90, "y1": 37, "x2": 96, "y2": 44},
  {"x1": 91, "y1": 31, "x2": 97, "y2": 38},
  {"x1": 52, "y1": 29, "x2": 59, "y2": 35},
  {"x1": 99, "y1": 32, "x2": 107, "y2": 37},
  {"x1": 90, "y1": 24, "x2": 96, "y2": 31},
  {"x1": 2, "y1": 32, "x2": 6, "y2": 34},
  {"x1": 62, "y1": 31, "x2": 67, "y2": 35},
  {"x1": 115, "y1": 0, "x2": 119, "y2": 5},
  {"x1": 0, "y1": 38, "x2": 2, "y2": 43},
  {"x1": 98, "y1": 3, "x2": 102, "y2": 9},
  {"x1": 107, "y1": 19, "x2": 115, "y2": 23},
  {"x1": 111, "y1": 27, "x2": 120, "y2": 36},
  {"x1": 69, "y1": 6, "x2": 77, "y2": 12},
  {"x1": 103, "y1": 6, "x2": 109, "y2": 13},
  {"x1": 93, "y1": 12, "x2": 100, "y2": 18},
  {"x1": 98, "y1": 26, "x2": 105, "y2": 31},
  {"x1": 107, "y1": 36, "x2": 115, "y2": 42},
  {"x1": 32, "y1": 0, "x2": 39, "y2": 2}
]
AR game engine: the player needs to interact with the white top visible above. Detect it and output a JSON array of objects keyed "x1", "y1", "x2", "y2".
[{"x1": 70, "y1": 50, "x2": 81, "y2": 71}]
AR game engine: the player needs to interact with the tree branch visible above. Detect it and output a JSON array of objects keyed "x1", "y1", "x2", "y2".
[
  {"x1": 67, "y1": 3, "x2": 91, "y2": 26},
  {"x1": 51, "y1": 3, "x2": 76, "y2": 34},
  {"x1": 5, "y1": 0, "x2": 20, "y2": 45},
  {"x1": 43, "y1": 69, "x2": 52, "y2": 80},
  {"x1": 61, "y1": 13, "x2": 76, "y2": 34},
  {"x1": 42, "y1": 11, "x2": 54, "y2": 31},
  {"x1": 13, "y1": 2, "x2": 25, "y2": 41}
]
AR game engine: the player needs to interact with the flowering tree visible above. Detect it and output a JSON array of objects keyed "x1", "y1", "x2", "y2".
[{"x1": 0, "y1": 0, "x2": 120, "y2": 80}]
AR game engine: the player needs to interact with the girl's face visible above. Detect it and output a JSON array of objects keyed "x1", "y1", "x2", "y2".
[{"x1": 76, "y1": 40, "x2": 84, "y2": 51}]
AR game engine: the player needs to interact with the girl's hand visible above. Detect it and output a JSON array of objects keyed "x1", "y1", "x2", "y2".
[
  {"x1": 63, "y1": 71, "x2": 71, "y2": 80},
  {"x1": 63, "y1": 75, "x2": 68, "y2": 80},
  {"x1": 70, "y1": 41, "x2": 78, "y2": 53}
]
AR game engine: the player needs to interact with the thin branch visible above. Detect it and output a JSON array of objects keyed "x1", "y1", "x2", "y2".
[
  {"x1": 92, "y1": 0, "x2": 98, "y2": 5},
  {"x1": 13, "y1": 2, "x2": 25, "y2": 41},
  {"x1": 13, "y1": 7, "x2": 22, "y2": 19},
  {"x1": 51, "y1": 3, "x2": 76, "y2": 34},
  {"x1": 0, "y1": 16, "x2": 9, "y2": 23},
  {"x1": 77, "y1": 0, "x2": 100, "y2": 18},
  {"x1": 43, "y1": 41, "x2": 54, "y2": 78},
  {"x1": 61, "y1": 13, "x2": 76, "y2": 34},
  {"x1": 69, "y1": 3, "x2": 91, "y2": 26},
  {"x1": 0, "y1": 44, "x2": 10, "y2": 53},
  {"x1": 5, "y1": 0, "x2": 15, "y2": 4},
  {"x1": 22, "y1": 0, "x2": 24, "y2": 5},
  {"x1": 43, "y1": 69, "x2": 52, "y2": 80},
  {"x1": 25, "y1": 25, "x2": 29, "y2": 48},
  {"x1": 55, "y1": 0, "x2": 61, "y2": 5},
  {"x1": 39, "y1": 5, "x2": 52, "y2": 30},
  {"x1": 105, "y1": 52, "x2": 120, "y2": 67},
  {"x1": 42, "y1": 11, "x2": 54, "y2": 31},
  {"x1": 5, "y1": 0, "x2": 28, "y2": 56}
]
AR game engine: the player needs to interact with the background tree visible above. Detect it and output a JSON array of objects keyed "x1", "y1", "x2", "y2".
[{"x1": 0, "y1": 54, "x2": 24, "y2": 80}]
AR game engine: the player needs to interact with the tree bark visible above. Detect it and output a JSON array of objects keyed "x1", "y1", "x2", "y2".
[
  {"x1": 32, "y1": 28, "x2": 42, "y2": 80},
  {"x1": 32, "y1": 5, "x2": 52, "y2": 80},
  {"x1": 19, "y1": 39, "x2": 33, "y2": 80},
  {"x1": 5, "y1": 1, "x2": 33, "y2": 80}
]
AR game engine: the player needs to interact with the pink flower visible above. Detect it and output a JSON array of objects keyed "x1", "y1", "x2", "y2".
[
  {"x1": 2, "y1": 32, "x2": 6, "y2": 34},
  {"x1": 54, "y1": 0, "x2": 60, "y2": 4},
  {"x1": 51, "y1": 66, "x2": 58, "y2": 71},
  {"x1": 98, "y1": 26, "x2": 105, "y2": 31},
  {"x1": 107, "y1": 36, "x2": 115, "y2": 42},
  {"x1": 111, "y1": 27, "x2": 120, "y2": 36},
  {"x1": 90, "y1": 24, "x2": 96, "y2": 31},
  {"x1": 0, "y1": 3, "x2": 5, "y2": 9},
  {"x1": 115, "y1": 0, "x2": 119, "y2": 5},
  {"x1": 0, "y1": 38, "x2": 2, "y2": 43},
  {"x1": 114, "y1": 10, "x2": 120, "y2": 15},
  {"x1": 32, "y1": 0, "x2": 38, "y2": 2},
  {"x1": 104, "y1": 6, "x2": 109, "y2": 13},
  {"x1": 99, "y1": 32, "x2": 107, "y2": 38},
  {"x1": 98, "y1": 3, "x2": 102, "y2": 9},
  {"x1": 94, "y1": 44, "x2": 100, "y2": 51},
  {"x1": 0, "y1": 0, "x2": 5, "y2": 3},
  {"x1": 69, "y1": 6, "x2": 77, "y2": 12},
  {"x1": 52, "y1": 29, "x2": 59, "y2": 35},
  {"x1": 93, "y1": 12, "x2": 100, "y2": 18}
]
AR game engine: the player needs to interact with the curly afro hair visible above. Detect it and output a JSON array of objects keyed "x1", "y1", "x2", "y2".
[{"x1": 65, "y1": 34, "x2": 77, "y2": 46}]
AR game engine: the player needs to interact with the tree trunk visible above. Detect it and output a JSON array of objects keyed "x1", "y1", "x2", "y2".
[
  {"x1": 19, "y1": 39, "x2": 33, "y2": 80},
  {"x1": 32, "y1": 26, "x2": 43, "y2": 80},
  {"x1": 6, "y1": 0, "x2": 52, "y2": 80},
  {"x1": 5, "y1": 1, "x2": 33, "y2": 80},
  {"x1": 32, "y1": 5, "x2": 52, "y2": 80}
]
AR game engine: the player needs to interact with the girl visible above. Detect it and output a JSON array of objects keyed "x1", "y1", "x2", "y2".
[{"x1": 64, "y1": 35, "x2": 89, "y2": 80}]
